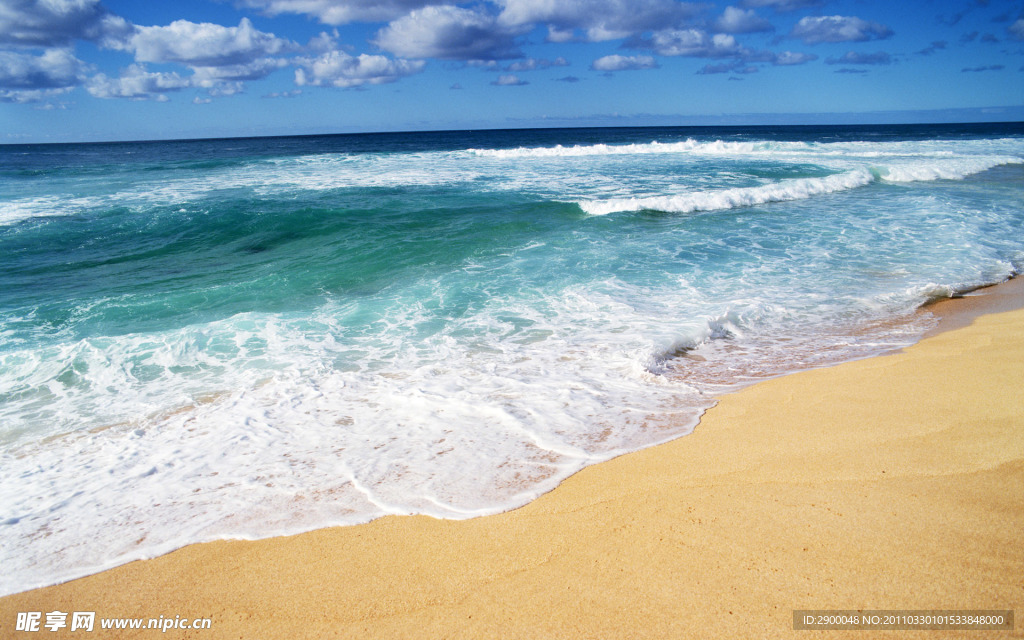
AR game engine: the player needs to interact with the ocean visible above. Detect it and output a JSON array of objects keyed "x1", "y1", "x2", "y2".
[{"x1": 2, "y1": 123, "x2": 1023, "y2": 595}]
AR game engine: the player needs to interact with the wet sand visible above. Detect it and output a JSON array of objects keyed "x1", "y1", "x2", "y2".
[{"x1": 2, "y1": 280, "x2": 1022, "y2": 639}]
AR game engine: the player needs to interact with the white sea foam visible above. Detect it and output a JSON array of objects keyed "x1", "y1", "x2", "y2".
[
  {"x1": 872, "y1": 155, "x2": 1022, "y2": 182},
  {"x1": 579, "y1": 168, "x2": 875, "y2": 215},
  {"x1": 0, "y1": 194, "x2": 108, "y2": 226},
  {"x1": 0, "y1": 251, "x2": 987, "y2": 595},
  {"x1": 0, "y1": 287, "x2": 718, "y2": 595}
]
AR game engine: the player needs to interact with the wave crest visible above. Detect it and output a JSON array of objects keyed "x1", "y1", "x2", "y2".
[{"x1": 579, "y1": 169, "x2": 875, "y2": 215}]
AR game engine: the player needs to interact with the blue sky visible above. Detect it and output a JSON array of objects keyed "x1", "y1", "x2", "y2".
[{"x1": 2, "y1": 0, "x2": 1023, "y2": 142}]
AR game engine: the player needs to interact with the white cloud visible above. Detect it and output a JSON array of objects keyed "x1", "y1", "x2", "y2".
[
  {"x1": 714, "y1": 7, "x2": 773, "y2": 34},
  {"x1": 0, "y1": 87, "x2": 73, "y2": 103},
  {"x1": 119, "y1": 18, "x2": 292, "y2": 68},
  {"x1": 236, "y1": 0, "x2": 441, "y2": 25},
  {"x1": 374, "y1": 5, "x2": 524, "y2": 60},
  {"x1": 491, "y1": 73, "x2": 528, "y2": 85},
  {"x1": 545, "y1": 26, "x2": 576, "y2": 43},
  {"x1": 295, "y1": 50, "x2": 425, "y2": 87},
  {"x1": 0, "y1": 0, "x2": 131, "y2": 47},
  {"x1": 0, "y1": 48, "x2": 88, "y2": 89},
  {"x1": 646, "y1": 29, "x2": 743, "y2": 57},
  {"x1": 590, "y1": 54, "x2": 658, "y2": 71},
  {"x1": 0, "y1": 47, "x2": 90, "y2": 103},
  {"x1": 86, "y1": 64, "x2": 190, "y2": 100},
  {"x1": 790, "y1": 15, "x2": 893, "y2": 44},
  {"x1": 105, "y1": 17, "x2": 294, "y2": 95},
  {"x1": 505, "y1": 57, "x2": 569, "y2": 71},
  {"x1": 204, "y1": 81, "x2": 245, "y2": 96},
  {"x1": 263, "y1": 88, "x2": 303, "y2": 98},
  {"x1": 497, "y1": 0, "x2": 700, "y2": 42},
  {"x1": 772, "y1": 50, "x2": 817, "y2": 65}
]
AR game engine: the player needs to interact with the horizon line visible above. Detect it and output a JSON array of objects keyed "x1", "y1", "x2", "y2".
[{"x1": 4, "y1": 107, "x2": 1023, "y2": 147}]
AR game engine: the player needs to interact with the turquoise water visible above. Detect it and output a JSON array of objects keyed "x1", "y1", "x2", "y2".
[{"x1": 2, "y1": 124, "x2": 1023, "y2": 594}]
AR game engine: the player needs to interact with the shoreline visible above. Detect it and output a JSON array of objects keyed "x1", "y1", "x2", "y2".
[
  {"x1": 2, "y1": 280, "x2": 1023, "y2": 638},
  {"x1": 923, "y1": 274, "x2": 1024, "y2": 336}
]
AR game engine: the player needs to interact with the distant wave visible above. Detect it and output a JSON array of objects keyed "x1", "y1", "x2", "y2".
[
  {"x1": 469, "y1": 138, "x2": 808, "y2": 158},
  {"x1": 468, "y1": 137, "x2": 1024, "y2": 160}
]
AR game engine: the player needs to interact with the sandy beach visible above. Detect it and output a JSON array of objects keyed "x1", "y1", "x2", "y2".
[{"x1": 2, "y1": 280, "x2": 1023, "y2": 639}]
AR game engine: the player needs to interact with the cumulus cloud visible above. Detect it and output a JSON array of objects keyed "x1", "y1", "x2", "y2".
[
  {"x1": 642, "y1": 29, "x2": 745, "y2": 58},
  {"x1": 0, "y1": 48, "x2": 88, "y2": 89},
  {"x1": 103, "y1": 17, "x2": 295, "y2": 95},
  {"x1": 790, "y1": 15, "x2": 893, "y2": 44},
  {"x1": 0, "y1": 48, "x2": 89, "y2": 102},
  {"x1": 633, "y1": 26, "x2": 813, "y2": 72},
  {"x1": 590, "y1": 54, "x2": 658, "y2": 71},
  {"x1": 714, "y1": 7, "x2": 773, "y2": 34},
  {"x1": 738, "y1": 0, "x2": 824, "y2": 12},
  {"x1": 0, "y1": 0, "x2": 131, "y2": 47},
  {"x1": 497, "y1": 0, "x2": 701, "y2": 42},
  {"x1": 374, "y1": 5, "x2": 524, "y2": 60},
  {"x1": 86, "y1": 63, "x2": 190, "y2": 100},
  {"x1": 825, "y1": 51, "x2": 892, "y2": 65},
  {"x1": 491, "y1": 73, "x2": 527, "y2": 85},
  {"x1": 294, "y1": 50, "x2": 425, "y2": 87},
  {"x1": 118, "y1": 18, "x2": 292, "y2": 68},
  {"x1": 236, "y1": 0, "x2": 442, "y2": 25}
]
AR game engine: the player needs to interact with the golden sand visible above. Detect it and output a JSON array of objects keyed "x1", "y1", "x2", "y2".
[{"x1": 2, "y1": 286, "x2": 1023, "y2": 639}]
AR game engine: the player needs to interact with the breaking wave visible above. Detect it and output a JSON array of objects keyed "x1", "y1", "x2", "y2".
[
  {"x1": 578, "y1": 156, "x2": 1022, "y2": 215},
  {"x1": 579, "y1": 168, "x2": 874, "y2": 216}
]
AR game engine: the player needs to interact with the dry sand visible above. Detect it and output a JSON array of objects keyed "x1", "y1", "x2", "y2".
[{"x1": 2, "y1": 283, "x2": 1023, "y2": 639}]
